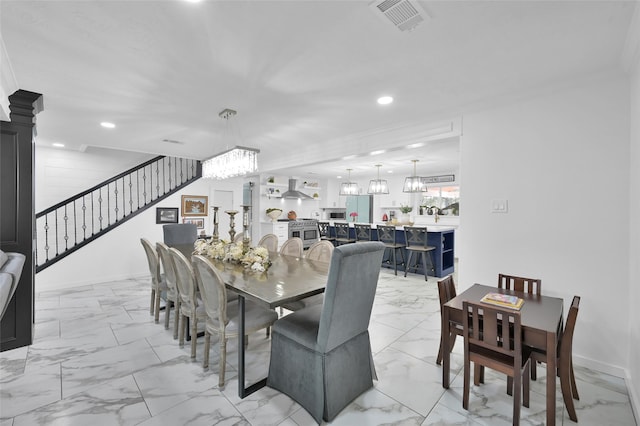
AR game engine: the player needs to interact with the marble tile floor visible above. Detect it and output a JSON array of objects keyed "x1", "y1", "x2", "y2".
[{"x1": 1, "y1": 269, "x2": 637, "y2": 425}]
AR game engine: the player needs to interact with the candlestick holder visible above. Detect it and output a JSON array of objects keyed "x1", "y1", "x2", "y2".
[
  {"x1": 241, "y1": 205, "x2": 250, "y2": 251},
  {"x1": 225, "y1": 210, "x2": 238, "y2": 242},
  {"x1": 211, "y1": 206, "x2": 219, "y2": 243}
]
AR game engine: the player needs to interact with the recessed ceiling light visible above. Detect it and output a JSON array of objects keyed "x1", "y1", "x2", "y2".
[
  {"x1": 342, "y1": 155, "x2": 356, "y2": 160},
  {"x1": 52, "y1": 143, "x2": 65, "y2": 148},
  {"x1": 370, "y1": 150, "x2": 385, "y2": 155},
  {"x1": 184, "y1": 0, "x2": 202, "y2": 3},
  {"x1": 377, "y1": 96, "x2": 393, "y2": 105},
  {"x1": 100, "y1": 122, "x2": 116, "y2": 129},
  {"x1": 407, "y1": 142, "x2": 424, "y2": 149}
]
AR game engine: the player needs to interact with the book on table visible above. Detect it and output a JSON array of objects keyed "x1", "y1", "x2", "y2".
[{"x1": 480, "y1": 292, "x2": 524, "y2": 310}]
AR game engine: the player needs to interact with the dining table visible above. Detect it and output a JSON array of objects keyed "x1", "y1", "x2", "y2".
[
  {"x1": 442, "y1": 283, "x2": 564, "y2": 426},
  {"x1": 175, "y1": 244, "x2": 330, "y2": 398}
]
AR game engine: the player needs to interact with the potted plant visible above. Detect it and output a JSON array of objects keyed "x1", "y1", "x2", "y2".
[{"x1": 399, "y1": 204, "x2": 412, "y2": 224}]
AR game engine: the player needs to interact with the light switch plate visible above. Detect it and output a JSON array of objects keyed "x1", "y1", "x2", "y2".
[{"x1": 491, "y1": 199, "x2": 508, "y2": 213}]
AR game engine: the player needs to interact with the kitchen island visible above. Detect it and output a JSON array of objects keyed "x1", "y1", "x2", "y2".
[{"x1": 326, "y1": 223, "x2": 455, "y2": 278}]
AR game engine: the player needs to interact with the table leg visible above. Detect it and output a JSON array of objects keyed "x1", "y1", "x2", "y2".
[
  {"x1": 237, "y1": 295, "x2": 267, "y2": 398},
  {"x1": 442, "y1": 306, "x2": 451, "y2": 388},
  {"x1": 546, "y1": 331, "x2": 556, "y2": 426}
]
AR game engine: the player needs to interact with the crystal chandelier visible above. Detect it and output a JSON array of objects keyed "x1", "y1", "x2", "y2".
[
  {"x1": 202, "y1": 109, "x2": 260, "y2": 180},
  {"x1": 339, "y1": 168, "x2": 359, "y2": 196},
  {"x1": 367, "y1": 164, "x2": 389, "y2": 194},
  {"x1": 403, "y1": 159, "x2": 428, "y2": 193}
]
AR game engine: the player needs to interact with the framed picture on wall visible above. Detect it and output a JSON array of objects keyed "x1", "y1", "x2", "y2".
[
  {"x1": 181, "y1": 195, "x2": 208, "y2": 217},
  {"x1": 183, "y1": 218, "x2": 205, "y2": 229},
  {"x1": 156, "y1": 207, "x2": 179, "y2": 224}
]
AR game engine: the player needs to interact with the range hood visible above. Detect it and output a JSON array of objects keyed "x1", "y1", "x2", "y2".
[{"x1": 281, "y1": 179, "x2": 313, "y2": 200}]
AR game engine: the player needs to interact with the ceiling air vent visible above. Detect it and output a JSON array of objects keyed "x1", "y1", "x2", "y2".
[{"x1": 370, "y1": 0, "x2": 428, "y2": 33}]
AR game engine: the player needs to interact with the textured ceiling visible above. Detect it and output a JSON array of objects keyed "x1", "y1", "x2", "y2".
[{"x1": 1, "y1": 0, "x2": 635, "y2": 179}]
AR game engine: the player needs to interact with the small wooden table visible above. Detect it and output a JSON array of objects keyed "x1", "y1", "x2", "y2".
[
  {"x1": 442, "y1": 283, "x2": 564, "y2": 426},
  {"x1": 175, "y1": 245, "x2": 329, "y2": 398}
]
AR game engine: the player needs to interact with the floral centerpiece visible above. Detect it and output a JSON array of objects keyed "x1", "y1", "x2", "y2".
[
  {"x1": 194, "y1": 239, "x2": 271, "y2": 272},
  {"x1": 349, "y1": 211, "x2": 358, "y2": 222}
]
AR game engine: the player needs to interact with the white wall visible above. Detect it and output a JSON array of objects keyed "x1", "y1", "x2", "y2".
[
  {"x1": 35, "y1": 150, "x2": 244, "y2": 290},
  {"x1": 628, "y1": 54, "x2": 640, "y2": 419},
  {"x1": 459, "y1": 76, "x2": 631, "y2": 376}
]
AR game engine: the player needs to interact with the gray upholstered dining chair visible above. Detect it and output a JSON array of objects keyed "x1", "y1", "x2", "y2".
[
  {"x1": 267, "y1": 241, "x2": 385, "y2": 423},
  {"x1": 156, "y1": 242, "x2": 181, "y2": 338},
  {"x1": 168, "y1": 247, "x2": 208, "y2": 359},
  {"x1": 163, "y1": 223, "x2": 198, "y2": 246},
  {"x1": 281, "y1": 240, "x2": 334, "y2": 312},
  {"x1": 257, "y1": 233, "x2": 278, "y2": 252},
  {"x1": 279, "y1": 237, "x2": 303, "y2": 257},
  {"x1": 140, "y1": 238, "x2": 170, "y2": 323},
  {"x1": 192, "y1": 255, "x2": 278, "y2": 387}
]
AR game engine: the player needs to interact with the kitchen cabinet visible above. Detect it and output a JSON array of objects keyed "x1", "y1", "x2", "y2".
[{"x1": 261, "y1": 222, "x2": 288, "y2": 250}]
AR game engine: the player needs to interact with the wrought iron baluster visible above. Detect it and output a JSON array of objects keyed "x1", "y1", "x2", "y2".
[
  {"x1": 82, "y1": 195, "x2": 87, "y2": 240},
  {"x1": 73, "y1": 200, "x2": 77, "y2": 245},
  {"x1": 63, "y1": 204, "x2": 69, "y2": 250},
  {"x1": 162, "y1": 157, "x2": 166, "y2": 195},
  {"x1": 128, "y1": 174, "x2": 133, "y2": 214},
  {"x1": 54, "y1": 210, "x2": 59, "y2": 256},
  {"x1": 114, "y1": 179, "x2": 119, "y2": 222},
  {"x1": 107, "y1": 182, "x2": 111, "y2": 225},
  {"x1": 142, "y1": 166, "x2": 148, "y2": 205},
  {"x1": 44, "y1": 213, "x2": 50, "y2": 262},
  {"x1": 91, "y1": 191, "x2": 95, "y2": 235},
  {"x1": 122, "y1": 177, "x2": 126, "y2": 216},
  {"x1": 136, "y1": 169, "x2": 140, "y2": 209},
  {"x1": 98, "y1": 187, "x2": 104, "y2": 231},
  {"x1": 155, "y1": 160, "x2": 160, "y2": 200},
  {"x1": 167, "y1": 158, "x2": 173, "y2": 190}
]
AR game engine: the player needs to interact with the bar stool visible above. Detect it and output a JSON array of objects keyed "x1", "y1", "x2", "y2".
[
  {"x1": 318, "y1": 221, "x2": 336, "y2": 246},
  {"x1": 404, "y1": 226, "x2": 436, "y2": 281},
  {"x1": 354, "y1": 224, "x2": 373, "y2": 242},
  {"x1": 334, "y1": 222, "x2": 355, "y2": 245},
  {"x1": 376, "y1": 224, "x2": 405, "y2": 275}
]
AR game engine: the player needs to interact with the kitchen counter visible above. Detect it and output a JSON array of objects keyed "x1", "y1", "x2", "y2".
[{"x1": 325, "y1": 223, "x2": 455, "y2": 278}]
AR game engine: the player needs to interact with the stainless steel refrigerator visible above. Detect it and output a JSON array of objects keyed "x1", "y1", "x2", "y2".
[{"x1": 345, "y1": 195, "x2": 373, "y2": 223}]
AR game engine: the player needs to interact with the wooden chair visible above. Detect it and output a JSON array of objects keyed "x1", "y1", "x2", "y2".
[
  {"x1": 354, "y1": 224, "x2": 373, "y2": 242},
  {"x1": 258, "y1": 233, "x2": 278, "y2": 252},
  {"x1": 334, "y1": 222, "x2": 355, "y2": 245},
  {"x1": 192, "y1": 255, "x2": 278, "y2": 387},
  {"x1": 318, "y1": 221, "x2": 335, "y2": 245},
  {"x1": 530, "y1": 295, "x2": 581, "y2": 422},
  {"x1": 403, "y1": 226, "x2": 436, "y2": 281},
  {"x1": 436, "y1": 275, "x2": 461, "y2": 365},
  {"x1": 376, "y1": 224, "x2": 406, "y2": 275},
  {"x1": 463, "y1": 301, "x2": 531, "y2": 426},
  {"x1": 140, "y1": 238, "x2": 169, "y2": 323},
  {"x1": 156, "y1": 242, "x2": 181, "y2": 339},
  {"x1": 280, "y1": 237, "x2": 303, "y2": 257},
  {"x1": 498, "y1": 273, "x2": 541, "y2": 295}
]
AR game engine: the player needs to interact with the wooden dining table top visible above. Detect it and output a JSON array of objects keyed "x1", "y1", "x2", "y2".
[
  {"x1": 174, "y1": 243, "x2": 329, "y2": 309},
  {"x1": 444, "y1": 283, "x2": 564, "y2": 342}
]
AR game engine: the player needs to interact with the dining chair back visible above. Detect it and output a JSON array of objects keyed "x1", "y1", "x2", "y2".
[
  {"x1": 354, "y1": 224, "x2": 373, "y2": 242},
  {"x1": 462, "y1": 301, "x2": 531, "y2": 425},
  {"x1": 403, "y1": 226, "x2": 436, "y2": 281},
  {"x1": 192, "y1": 254, "x2": 278, "y2": 387},
  {"x1": 267, "y1": 241, "x2": 386, "y2": 423},
  {"x1": 334, "y1": 222, "x2": 355, "y2": 245},
  {"x1": 317, "y1": 221, "x2": 335, "y2": 245},
  {"x1": 156, "y1": 242, "x2": 180, "y2": 338},
  {"x1": 257, "y1": 233, "x2": 278, "y2": 252},
  {"x1": 168, "y1": 247, "x2": 207, "y2": 358},
  {"x1": 280, "y1": 237, "x2": 303, "y2": 257},
  {"x1": 140, "y1": 238, "x2": 168, "y2": 323},
  {"x1": 530, "y1": 295, "x2": 581, "y2": 422},
  {"x1": 498, "y1": 273, "x2": 541, "y2": 295},
  {"x1": 436, "y1": 275, "x2": 461, "y2": 365},
  {"x1": 163, "y1": 223, "x2": 198, "y2": 245},
  {"x1": 377, "y1": 224, "x2": 406, "y2": 275},
  {"x1": 305, "y1": 240, "x2": 334, "y2": 263}
]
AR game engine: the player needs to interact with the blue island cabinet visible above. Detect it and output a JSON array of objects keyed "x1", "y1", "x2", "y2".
[{"x1": 328, "y1": 224, "x2": 455, "y2": 278}]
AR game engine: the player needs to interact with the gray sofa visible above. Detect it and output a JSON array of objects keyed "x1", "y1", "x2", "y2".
[{"x1": 0, "y1": 249, "x2": 26, "y2": 320}]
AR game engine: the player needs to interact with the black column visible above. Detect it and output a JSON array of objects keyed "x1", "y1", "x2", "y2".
[{"x1": 1, "y1": 89, "x2": 43, "y2": 351}]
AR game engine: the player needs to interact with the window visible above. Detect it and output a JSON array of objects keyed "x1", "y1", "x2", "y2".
[{"x1": 421, "y1": 185, "x2": 459, "y2": 216}]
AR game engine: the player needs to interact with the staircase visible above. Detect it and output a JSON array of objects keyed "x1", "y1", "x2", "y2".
[{"x1": 35, "y1": 155, "x2": 201, "y2": 272}]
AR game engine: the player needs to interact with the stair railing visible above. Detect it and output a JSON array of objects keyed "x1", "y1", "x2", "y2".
[{"x1": 35, "y1": 155, "x2": 201, "y2": 272}]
